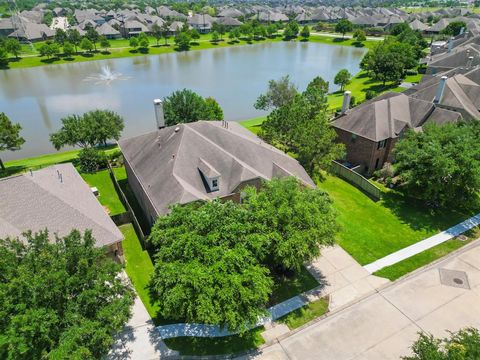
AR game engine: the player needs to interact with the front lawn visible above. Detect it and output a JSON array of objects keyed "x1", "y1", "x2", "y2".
[
  {"x1": 278, "y1": 297, "x2": 329, "y2": 330},
  {"x1": 239, "y1": 116, "x2": 267, "y2": 135},
  {"x1": 317, "y1": 174, "x2": 475, "y2": 265},
  {"x1": 269, "y1": 267, "x2": 319, "y2": 306},
  {"x1": 80, "y1": 169, "x2": 126, "y2": 216}
]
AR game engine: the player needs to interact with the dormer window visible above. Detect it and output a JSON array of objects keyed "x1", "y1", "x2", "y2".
[
  {"x1": 198, "y1": 158, "x2": 221, "y2": 193},
  {"x1": 211, "y1": 178, "x2": 219, "y2": 190}
]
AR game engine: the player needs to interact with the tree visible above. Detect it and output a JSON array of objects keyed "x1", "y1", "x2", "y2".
[
  {"x1": 254, "y1": 75, "x2": 298, "y2": 111},
  {"x1": 0, "y1": 230, "x2": 134, "y2": 358},
  {"x1": 261, "y1": 77, "x2": 345, "y2": 173},
  {"x1": 80, "y1": 37, "x2": 94, "y2": 53},
  {"x1": 0, "y1": 113, "x2": 25, "y2": 170},
  {"x1": 163, "y1": 89, "x2": 223, "y2": 125},
  {"x1": 335, "y1": 19, "x2": 353, "y2": 39},
  {"x1": 151, "y1": 23, "x2": 162, "y2": 45},
  {"x1": 353, "y1": 29, "x2": 366, "y2": 42},
  {"x1": 67, "y1": 28, "x2": 81, "y2": 53},
  {"x1": 0, "y1": 46, "x2": 8, "y2": 68},
  {"x1": 243, "y1": 177, "x2": 337, "y2": 272},
  {"x1": 390, "y1": 22, "x2": 410, "y2": 36},
  {"x1": 86, "y1": 27, "x2": 100, "y2": 50},
  {"x1": 62, "y1": 41, "x2": 75, "y2": 57},
  {"x1": 334, "y1": 69, "x2": 352, "y2": 91},
  {"x1": 50, "y1": 110, "x2": 124, "y2": 150},
  {"x1": 38, "y1": 41, "x2": 60, "y2": 59},
  {"x1": 161, "y1": 22, "x2": 171, "y2": 45},
  {"x1": 174, "y1": 31, "x2": 191, "y2": 51},
  {"x1": 99, "y1": 36, "x2": 110, "y2": 52},
  {"x1": 394, "y1": 122, "x2": 480, "y2": 208},
  {"x1": 204, "y1": 97, "x2": 224, "y2": 120},
  {"x1": 403, "y1": 328, "x2": 480, "y2": 360},
  {"x1": 54, "y1": 28, "x2": 67, "y2": 45},
  {"x1": 4, "y1": 38, "x2": 21, "y2": 59},
  {"x1": 267, "y1": 23, "x2": 277, "y2": 38},
  {"x1": 190, "y1": 28, "x2": 200, "y2": 42},
  {"x1": 137, "y1": 33, "x2": 149, "y2": 49},
  {"x1": 300, "y1": 25, "x2": 310, "y2": 40},
  {"x1": 442, "y1": 21, "x2": 467, "y2": 36},
  {"x1": 284, "y1": 21, "x2": 299, "y2": 39},
  {"x1": 148, "y1": 200, "x2": 273, "y2": 333},
  {"x1": 211, "y1": 30, "x2": 220, "y2": 42},
  {"x1": 129, "y1": 36, "x2": 138, "y2": 49}
]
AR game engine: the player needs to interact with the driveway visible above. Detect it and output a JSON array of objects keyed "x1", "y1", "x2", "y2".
[{"x1": 242, "y1": 240, "x2": 480, "y2": 360}]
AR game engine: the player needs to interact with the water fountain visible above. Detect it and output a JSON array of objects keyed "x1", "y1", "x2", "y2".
[{"x1": 84, "y1": 65, "x2": 130, "y2": 85}]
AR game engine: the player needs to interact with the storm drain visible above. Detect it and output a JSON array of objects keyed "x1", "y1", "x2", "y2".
[{"x1": 439, "y1": 269, "x2": 470, "y2": 290}]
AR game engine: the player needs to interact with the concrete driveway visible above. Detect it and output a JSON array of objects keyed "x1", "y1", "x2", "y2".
[{"x1": 242, "y1": 240, "x2": 480, "y2": 360}]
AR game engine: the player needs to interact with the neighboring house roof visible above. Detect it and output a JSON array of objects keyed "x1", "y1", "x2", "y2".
[
  {"x1": 295, "y1": 12, "x2": 312, "y2": 22},
  {"x1": 428, "y1": 18, "x2": 450, "y2": 32},
  {"x1": 119, "y1": 121, "x2": 315, "y2": 216},
  {"x1": 409, "y1": 19, "x2": 429, "y2": 31},
  {"x1": 124, "y1": 20, "x2": 148, "y2": 32},
  {"x1": 331, "y1": 92, "x2": 462, "y2": 142},
  {"x1": 97, "y1": 22, "x2": 120, "y2": 36},
  {"x1": 169, "y1": 21, "x2": 185, "y2": 32},
  {"x1": 258, "y1": 11, "x2": 288, "y2": 22},
  {"x1": 428, "y1": 43, "x2": 480, "y2": 70},
  {"x1": 0, "y1": 163, "x2": 123, "y2": 247},
  {"x1": 8, "y1": 22, "x2": 54, "y2": 41},
  {"x1": 215, "y1": 16, "x2": 243, "y2": 26},
  {"x1": 409, "y1": 74, "x2": 480, "y2": 119},
  {"x1": 218, "y1": 8, "x2": 243, "y2": 18}
]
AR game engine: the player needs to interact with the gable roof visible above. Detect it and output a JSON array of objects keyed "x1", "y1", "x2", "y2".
[
  {"x1": 0, "y1": 164, "x2": 123, "y2": 247},
  {"x1": 331, "y1": 92, "x2": 462, "y2": 141},
  {"x1": 96, "y1": 22, "x2": 120, "y2": 36},
  {"x1": 119, "y1": 121, "x2": 315, "y2": 216}
]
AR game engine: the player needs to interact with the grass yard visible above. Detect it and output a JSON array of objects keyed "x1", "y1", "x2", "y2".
[
  {"x1": 80, "y1": 169, "x2": 126, "y2": 216},
  {"x1": 164, "y1": 328, "x2": 265, "y2": 356},
  {"x1": 374, "y1": 227, "x2": 480, "y2": 281},
  {"x1": 278, "y1": 297, "x2": 329, "y2": 330},
  {"x1": 269, "y1": 267, "x2": 319, "y2": 306},
  {"x1": 120, "y1": 223, "x2": 161, "y2": 321},
  {"x1": 317, "y1": 174, "x2": 476, "y2": 265},
  {"x1": 239, "y1": 116, "x2": 267, "y2": 135},
  {"x1": 309, "y1": 35, "x2": 377, "y2": 49}
]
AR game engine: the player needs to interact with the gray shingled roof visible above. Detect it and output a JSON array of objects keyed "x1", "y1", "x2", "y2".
[
  {"x1": 0, "y1": 163, "x2": 123, "y2": 247},
  {"x1": 119, "y1": 121, "x2": 315, "y2": 216},
  {"x1": 331, "y1": 92, "x2": 462, "y2": 141}
]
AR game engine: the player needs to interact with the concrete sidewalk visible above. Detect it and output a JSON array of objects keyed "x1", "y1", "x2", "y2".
[{"x1": 243, "y1": 240, "x2": 480, "y2": 360}]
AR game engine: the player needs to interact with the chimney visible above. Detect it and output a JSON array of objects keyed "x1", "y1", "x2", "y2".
[
  {"x1": 467, "y1": 56, "x2": 474, "y2": 69},
  {"x1": 434, "y1": 76, "x2": 448, "y2": 104},
  {"x1": 460, "y1": 27, "x2": 465, "y2": 35},
  {"x1": 341, "y1": 91, "x2": 351, "y2": 115},
  {"x1": 153, "y1": 99, "x2": 165, "y2": 129},
  {"x1": 448, "y1": 37, "x2": 453, "y2": 53}
]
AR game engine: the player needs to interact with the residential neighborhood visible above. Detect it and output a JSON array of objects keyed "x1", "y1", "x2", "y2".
[{"x1": 1, "y1": 0, "x2": 480, "y2": 359}]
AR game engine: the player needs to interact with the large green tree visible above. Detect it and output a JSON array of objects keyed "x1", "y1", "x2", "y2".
[
  {"x1": 163, "y1": 89, "x2": 224, "y2": 126},
  {"x1": 243, "y1": 177, "x2": 337, "y2": 272},
  {"x1": 50, "y1": 110, "x2": 124, "y2": 150},
  {"x1": 4, "y1": 38, "x2": 21, "y2": 59},
  {"x1": 442, "y1": 21, "x2": 467, "y2": 36},
  {"x1": 0, "y1": 230, "x2": 134, "y2": 359},
  {"x1": 148, "y1": 200, "x2": 273, "y2": 333},
  {"x1": 335, "y1": 19, "x2": 353, "y2": 39},
  {"x1": 254, "y1": 75, "x2": 298, "y2": 111},
  {"x1": 334, "y1": 69, "x2": 352, "y2": 91},
  {"x1": 0, "y1": 113, "x2": 25, "y2": 171},
  {"x1": 394, "y1": 122, "x2": 480, "y2": 208},
  {"x1": 261, "y1": 77, "x2": 345, "y2": 173},
  {"x1": 174, "y1": 31, "x2": 191, "y2": 51},
  {"x1": 403, "y1": 328, "x2": 480, "y2": 359}
]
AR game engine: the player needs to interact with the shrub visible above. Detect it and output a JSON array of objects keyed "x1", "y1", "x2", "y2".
[
  {"x1": 406, "y1": 69, "x2": 418, "y2": 76},
  {"x1": 78, "y1": 148, "x2": 107, "y2": 173},
  {"x1": 365, "y1": 90, "x2": 376, "y2": 100}
]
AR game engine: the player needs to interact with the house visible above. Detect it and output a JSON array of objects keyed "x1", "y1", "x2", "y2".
[
  {"x1": 409, "y1": 19, "x2": 429, "y2": 32},
  {"x1": 215, "y1": 16, "x2": 243, "y2": 27},
  {"x1": 331, "y1": 91, "x2": 462, "y2": 175},
  {"x1": 0, "y1": 164, "x2": 124, "y2": 261},
  {"x1": 187, "y1": 14, "x2": 213, "y2": 33},
  {"x1": 119, "y1": 109, "x2": 314, "y2": 225},
  {"x1": 426, "y1": 43, "x2": 480, "y2": 74},
  {"x1": 218, "y1": 8, "x2": 243, "y2": 18},
  {"x1": 121, "y1": 20, "x2": 149, "y2": 37},
  {"x1": 8, "y1": 22, "x2": 55, "y2": 42},
  {"x1": 97, "y1": 22, "x2": 121, "y2": 39}
]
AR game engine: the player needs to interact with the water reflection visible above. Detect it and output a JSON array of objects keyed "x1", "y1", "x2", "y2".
[{"x1": 0, "y1": 42, "x2": 366, "y2": 160}]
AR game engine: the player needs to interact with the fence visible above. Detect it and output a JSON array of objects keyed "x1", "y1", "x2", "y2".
[
  {"x1": 331, "y1": 161, "x2": 382, "y2": 200},
  {"x1": 107, "y1": 163, "x2": 146, "y2": 247}
]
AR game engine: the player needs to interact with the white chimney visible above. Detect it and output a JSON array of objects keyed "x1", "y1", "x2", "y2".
[
  {"x1": 153, "y1": 99, "x2": 165, "y2": 129},
  {"x1": 467, "y1": 56, "x2": 474, "y2": 69},
  {"x1": 341, "y1": 91, "x2": 351, "y2": 115},
  {"x1": 460, "y1": 27, "x2": 465, "y2": 35},
  {"x1": 434, "y1": 76, "x2": 448, "y2": 104},
  {"x1": 448, "y1": 37, "x2": 453, "y2": 53}
]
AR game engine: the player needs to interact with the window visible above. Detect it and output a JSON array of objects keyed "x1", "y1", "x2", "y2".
[
  {"x1": 351, "y1": 134, "x2": 357, "y2": 143},
  {"x1": 212, "y1": 179, "x2": 218, "y2": 188},
  {"x1": 377, "y1": 140, "x2": 386, "y2": 150}
]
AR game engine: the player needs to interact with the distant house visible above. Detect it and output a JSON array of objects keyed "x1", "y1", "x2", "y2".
[
  {"x1": 119, "y1": 120, "x2": 314, "y2": 225},
  {"x1": 218, "y1": 8, "x2": 243, "y2": 18},
  {"x1": 215, "y1": 16, "x2": 243, "y2": 27},
  {"x1": 426, "y1": 43, "x2": 480, "y2": 74},
  {"x1": 0, "y1": 164, "x2": 124, "y2": 261},
  {"x1": 8, "y1": 22, "x2": 55, "y2": 42},
  {"x1": 97, "y1": 22, "x2": 121, "y2": 39},
  {"x1": 187, "y1": 14, "x2": 214, "y2": 33},
  {"x1": 331, "y1": 92, "x2": 461, "y2": 175},
  {"x1": 121, "y1": 19, "x2": 149, "y2": 37}
]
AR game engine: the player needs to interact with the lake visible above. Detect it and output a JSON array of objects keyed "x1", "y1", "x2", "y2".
[{"x1": 0, "y1": 41, "x2": 366, "y2": 160}]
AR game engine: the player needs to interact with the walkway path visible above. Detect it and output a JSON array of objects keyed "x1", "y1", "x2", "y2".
[
  {"x1": 156, "y1": 246, "x2": 390, "y2": 339},
  {"x1": 243, "y1": 239, "x2": 480, "y2": 360},
  {"x1": 364, "y1": 212, "x2": 480, "y2": 274}
]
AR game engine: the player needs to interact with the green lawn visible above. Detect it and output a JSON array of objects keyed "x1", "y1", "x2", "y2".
[
  {"x1": 164, "y1": 328, "x2": 265, "y2": 356},
  {"x1": 278, "y1": 297, "x2": 329, "y2": 330},
  {"x1": 80, "y1": 169, "x2": 126, "y2": 216},
  {"x1": 374, "y1": 227, "x2": 480, "y2": 281},
  {"x1": 316, "y1": 174, "x2": 476, "y2": 265},
  {"x1": 269, "y1": 267, "x2": 319, "y2": 306},
  {"x1": 1, "y1": 145, "x2": 118, "y2": 178},
  {"x1": 120, "y1": 223, "x2": 161, "y2": 321},
  {"x1": 239, "y1": 116, "x2": 267, "y2": 135},
  {"x1": 309, "y1": 35, "x2": 376, "y2": 50}
]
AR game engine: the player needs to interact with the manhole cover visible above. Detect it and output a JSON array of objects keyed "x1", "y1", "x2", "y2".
[{"x1": 439, "y1": 269, "x2": 470, "y2": 289}]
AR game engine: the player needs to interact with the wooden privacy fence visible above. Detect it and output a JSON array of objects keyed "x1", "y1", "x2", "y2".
[{"x1": 331, "y1": 161, "x2": 382, "y2": 200}]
